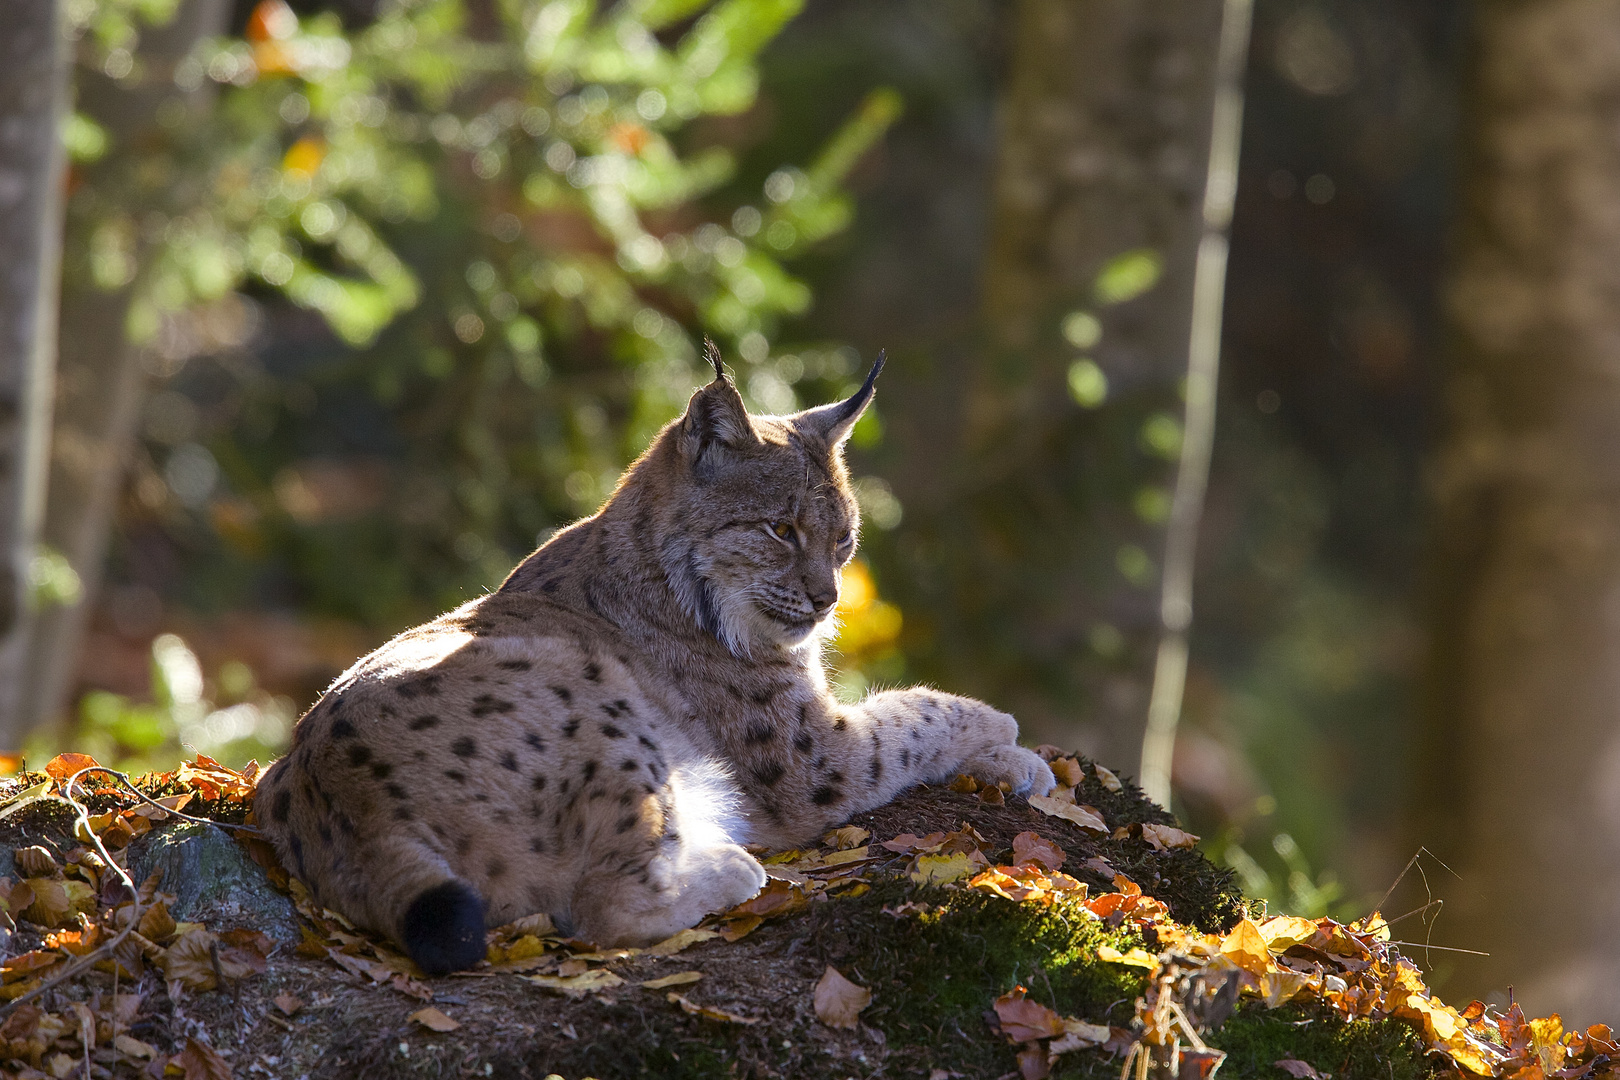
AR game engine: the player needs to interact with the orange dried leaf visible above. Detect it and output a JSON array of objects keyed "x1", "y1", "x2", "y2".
[
  {"x1": 43, "y1": 753, "x2": 100, "y2": 782},
  {"x1": 409, "y1": 1007, "x2": 461, "y2": 1032},
  {"x1": 1011, "y1": 832, "x2": 1065, "y2": 872},
  {"x1": 718, "y1": 915, "x2": 762, "y2": 942},
  {"x1": 882, "y1": 832, "x2": 947, "y2": 855},
  {"x1": 174, "y1": 1037, "x2": 233, "y2": 1080},
  {"x1": 813, "y1": 966, "x2": 871, "y2": 1030},
  {"x1": 1, "y1": 949, "x2": 62, "y2": 983},
  {"x1": 1219, "y1": 919, "x2": 1274, "y2": 977},
  {"x1": 1139, "y1": 823, "x2": 1199, "y2": 851},
  {"x1": 1026, "y1": 796, "x2": 1106, "y2": 833},
  {"x1": 1049, "y1": 757, "x2": 1083, "y2": 787},
  {"x1": 668, "y1": 991, "x2": 759, "y2": 1024},
  {"x1": 274, "y1": 993, "x2": 302, "y2": 1016},
  {"x1": 992, "y1": 988, "x2": 1065, "y2": 1043}
]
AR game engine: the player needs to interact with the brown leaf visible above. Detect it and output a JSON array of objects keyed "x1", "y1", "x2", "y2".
[
  {"x1": 160, "y1": 929, "x2": 221, "y2": 991},
  {"x1": 717, "y1": 915, "x2": 762, "y2": 942},
  {"x1": 138, "y1": 901, "x2": 177, "y2": 942},
  {"x1": 273, "y1": 993, "x2": 303, "y2": 1016},
  {"x1": 881, "y1": 832, "x2": 947, "y2": 855},
  {"x1": 1011, "y1": 832, "x2": 1065, "y2": 872},
  {"x1": 1273, "y1": 1061, "x2": 1321, "y2": 1079},
  {"x1": 947, "y1": 774, "x2": 979, "y2": 793},
  {"x1": 1049, "y1": 757, "x2": 1084, "y2": 788},
  {"x1": 20, "y1": 878, "x2": 95, "y2": 929},
  {"x1": 640, "y1": 971, "x2": 703, "y2": 989},
  {"x1": 113, "y1": 1034, "x2": 159, "y2": 1059},
  {"x1": 667, "y1": 992, "x2": 759, "y2": 1024},
  {"x1": 813, "y1": 965, "x2": 871, "y2": 1029},
  {"x1": 1026, "y1": 797, "x2": 1107, "y2": 834},
  {"x1": 0, "y1": 1004, "x2": 42, "y2": 1040},
  {"x1": 43, "y1": 753, "x2": 101, "y2": 783},
  {"x1": 409, "y1": 1007, "x2": 461, "y2": 1032},
  {"x1": 1139, "y1": 823, "x2": 1199, "y2": 851},
  {"x1": 729, "y1": 877, "x2": 808, "y2": 918},
  {"x1": 978, "y1": 785, "x2": 1005, "y2": 805},
  {"x1": 1093, "y1": 764, "x2": 1123, "y2": 792},
  {"x1": 174, "y1": 1037, "x2": 233, "y2": 1080},
  {"x1": 992, "y1": 989, "x2": 1066, "y2": 1043},
  {"x1": 14, "y1": 847, "x2": 59, "y2": 879},
  {"x1": 1017, "y1": 1044, "x2": 1051, "y2": 1080},
  {"x1": 823, "y1": 826, "x2": 870, "y2": 850}
]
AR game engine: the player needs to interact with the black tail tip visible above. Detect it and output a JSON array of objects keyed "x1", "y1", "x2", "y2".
[{"x1": 402, "y1": 881, "x2": 486, "y2": 975}]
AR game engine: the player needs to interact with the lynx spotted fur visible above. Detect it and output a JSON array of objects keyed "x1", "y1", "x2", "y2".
[{"x1": 254, "y1": 347, "x2": 1055, "y2": 973}]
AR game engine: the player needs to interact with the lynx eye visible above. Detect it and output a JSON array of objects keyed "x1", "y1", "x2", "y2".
[
  {"x1": 768, "y1": 520, "x2": 796, "y2": 542},
  {"x1": 836, "y1": 530, "x2": 854, "y2": 548}
]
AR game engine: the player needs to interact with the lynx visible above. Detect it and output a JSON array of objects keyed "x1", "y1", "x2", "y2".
[{"x1": 254, "y1": 345, "x2": 1055, "y2": 974}]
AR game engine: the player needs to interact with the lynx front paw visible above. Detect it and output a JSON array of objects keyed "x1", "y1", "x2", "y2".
[{"x1": 956, "y1": 744, "x2": 1057, "y2": 797}]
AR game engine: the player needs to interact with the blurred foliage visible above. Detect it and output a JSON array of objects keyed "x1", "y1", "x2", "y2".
[{"x1": 59, "y1": 0, "x2": 905, "y2": 764}]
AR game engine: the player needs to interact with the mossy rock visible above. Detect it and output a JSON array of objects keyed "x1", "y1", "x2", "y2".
[{"x1": 0, "y1": 759, "x2": 1440, "y2": 1080}]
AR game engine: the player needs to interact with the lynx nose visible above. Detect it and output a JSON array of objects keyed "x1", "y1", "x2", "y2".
[{"x1": 809, "y1": 587, "x2": 838, "y2": 615}]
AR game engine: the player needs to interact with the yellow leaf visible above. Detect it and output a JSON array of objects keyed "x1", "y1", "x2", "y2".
[
  {"x1": 645, "y1": 928, "x2": 719, "y2": 957},
  {"x1": 823, "y1": 825, "x2": 870, "y2": 849},
  {"x1": 910, "y1": 852, "x2": 974, "y2": 886},
  {"x1": 1093, "y1": 764, "x2": 1124, "y2": 792},
  {"x1": 524, "y1": 970, "x2": 626, "y2": 997},
  {"x1": 641, "y1": 971, "x2": 703, "y2": 989},
  {"x1": 813, "y1": 965, "x2": 871, "y2": 1029},
  {"x1": 1218, "y1": 918, "x2": 1275, "y2": 977},
  {"x1": 822, "y1": 846, "x2": 873, "y2": 867},
  {"x1": 1026, "y1": 796, "x2": 1107, "y2": 833},
  {"x1": 21, "y1": 878, "x2": 95, "y2": 928},
  {"x1": 409, "y1": 1007, "x2": 461, "y2": 1032},
  {"x1": 114, "y1": 1035, "x2": 159, "y2": 1059},
  {"x1": 1096, "y1": 945, "x2": 1158, "y2": 970},
  {"x1": 1139, "y1": 823, "x2": 1199, "y2": 851},
  {"x1": 667, "y1": 991, "x2": 759, "y2": 1024},
  {"x1": 1258, "y1": 915, "x2": 1319, "y2": 952}
]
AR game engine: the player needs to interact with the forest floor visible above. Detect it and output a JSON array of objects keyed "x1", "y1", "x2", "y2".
[{"x1": 0, "y1": 751, "x2": 1596, "y2": 1080}]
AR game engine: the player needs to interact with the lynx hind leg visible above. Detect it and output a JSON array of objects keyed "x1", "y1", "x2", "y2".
[{"x1": 568, "y1": 759, "x2": 765, "y2": 947}]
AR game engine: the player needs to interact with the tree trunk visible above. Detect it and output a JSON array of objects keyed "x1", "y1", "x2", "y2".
[
  {"x1": 0, "y1": 0, "x2": 70, "y2": 744},
  {"x1": 964, "y1": 0, "x2": 1223, "y2": 769},
  {"x1": 1419, "y1": 0, "x2": 1620, "y2": 1024},
  {"x1": 19, "y1": 0, "x2": 231, "y2": 740}
]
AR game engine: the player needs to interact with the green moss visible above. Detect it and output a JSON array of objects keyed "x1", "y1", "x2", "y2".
[
  {"x1": 1205, "y1": 1003, "x2": 1438, "y2": 1080},
  {"x1": 812, "y1": 880, "x2": 1151, "y2": 1077}
]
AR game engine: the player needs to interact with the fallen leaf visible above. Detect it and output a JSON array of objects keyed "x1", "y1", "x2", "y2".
[
  {"x1": 14, "y1": 847, "x2": 58, "y2": 878},
  {"x1": 823, "y1": 825, "x2": 870, "y2": 849},
  {"x1": 1049, "y1": 1018, "x2": 1112, "y2": 1054},
  {"x1": 556, "y1": 958, "x2": 590, "y2": 977},
  {"x1": 43, "y1": 753, "x2": 101, "y2": 783},
  {"x1": 910, "y1": 852, "x2": 975, "y2": 886},
  {"x1": 717, "y1": 915, "x2": 762, "y2": 942},
  {"x1": 978, "y1": 785, "x2": 1005, "y2": 805},
  {"x1": 641, "y1": 971, "x2": 703, "y2": 989},
  {"x1": 1139, "y1": 823, "x2": 1199, "y2": 851},
  {"x1": 729, "y1": 877, "x2": 810, "y2": 918},
  {"x1": 1017, "y1": 1044, "x2": 1051, "y2": 1080},
  {"x1": 173, "y1": 1037, "x2": 232, "y2": 1080},
  {"x1": 992, "y1": 988, "x2": 1065, "y2": 1043},
  {"x1": 645, "y1": 928, "x2": 719, "y2": 956},
  {"x1": 525, "y1": 970, "x2": 626, "y2": 997},
  {"x1": 1083, "y1": 856, "x2": 1115, "y2": 877},
  {"x1": 668, "y1": 991, "x2": 759, "y2": 1024},
  {"x1": 273, "y1": 993, "x2": 302, "y2": 1016},
  {"x1": 1049, "y1": 757, "x2": 1084, "y2": 787},
  {"x1": 1220, "y1": 919, "x2": 1275, "y2": 978},
  {"x1": 161, "y1": 928, "x2": 222, "y2": 991},
  {"x1": 1273, "y1": 1060, "x2": 1321, "y2": 1079},
  {"x1": 1011, "y1": 832, "x2": 1065, "y2": 872},
  {"x1": 1093, "y1": 764, "x2": 1123, "y2": 792},
  {"x1": 947, "y1": 774, "x2": 979, "y2": 793},
  {"x1": 814, "y1": 965, "x2": 871, "y2": 1029},
  {"x1": 409, "y1": 1007, "x2": 461, "y2": 1032},
  {"x1": 20, "y1": 878, "x2": 95, "y2": 928},
  {"x1": 139, "y1": 901, "x2": 177, "y2": 942},
  {"x1": 1026, "y1": 796, "x2": 1107, "y2": 833},
  {"x1": 882, "y1": 832, "x2": 947, "y2": 855},
  {"x1": 114, "y1": 1034, "x2": 159, "y2": 1059},
  {"x1": 1258, "y1": 915, "x2": 1320, "y2": 952},
  {"x1": 821, "y1": 846, "x2": 873, "y2": 867},
  {"x1": 1096, "y1": 945, "x2": 1159, "y2": 970}
]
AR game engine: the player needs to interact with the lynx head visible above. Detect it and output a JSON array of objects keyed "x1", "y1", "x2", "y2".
[{"x1": 651, "y1": 341, "x2": 883, "y2": 654}]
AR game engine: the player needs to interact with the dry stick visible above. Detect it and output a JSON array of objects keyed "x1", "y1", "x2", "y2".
[
  {"x1": 0, "y1": 767, "x2": 149, "y2": 1017},
  {"x1": 1139, "y1": 0, "x2": 1255, "y2": 808}
]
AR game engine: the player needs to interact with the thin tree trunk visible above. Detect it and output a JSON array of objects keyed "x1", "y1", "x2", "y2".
[
  {"x1": 1420, "y1": 0, "x2": 1620, "y2": 1024},
  {"x1": 0, "y1": 0, "x2": 70, "y2": 745},
  {"x1": 20, "y1": 0, "x2": 231, "y2": 738},
  {"x1": 970, "y1": 0, "x2": 1223, "y2": 770}
]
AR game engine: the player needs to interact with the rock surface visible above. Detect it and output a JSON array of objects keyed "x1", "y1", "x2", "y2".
[{"x1": 127, "y1": 821, "x2": 301, "y2": 946}]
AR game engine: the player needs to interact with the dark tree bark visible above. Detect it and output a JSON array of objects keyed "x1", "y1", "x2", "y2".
[
  {"x1": 1419, "y1": 0, "x2": 1620, "y2": 1024},
  {"x1": 19, "y1": 0, "x2": 231, "y2": 738},
  {"x1": 0, "y1": 0, "x2": 70, "y2": 743},
  {"x1": 958, "y1": 0, "x2": 1224, "y2": 769}
]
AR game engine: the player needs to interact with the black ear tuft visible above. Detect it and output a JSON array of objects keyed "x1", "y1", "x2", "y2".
[
  {"x1": 402, "y1": 880, "x2": 486, "y2": 975},
  {"x1": 797, "y1": 350, "x2": 885, "y2": 446},
  {"x1": 703, "y1": 338, "x2": 725, "y2": 383}
]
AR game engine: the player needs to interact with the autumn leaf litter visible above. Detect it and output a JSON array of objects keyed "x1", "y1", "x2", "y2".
[{"x1": 0, "y1": 747, "x2": 1598, "y2": 1079}]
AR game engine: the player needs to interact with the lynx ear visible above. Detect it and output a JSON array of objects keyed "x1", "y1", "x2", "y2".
[
  {"x1": 799, "y1": 352, "x2": 884, "y2": 446},
  {"x1": 679, "y1": 342, "x2": 756, "y2": 468}
]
